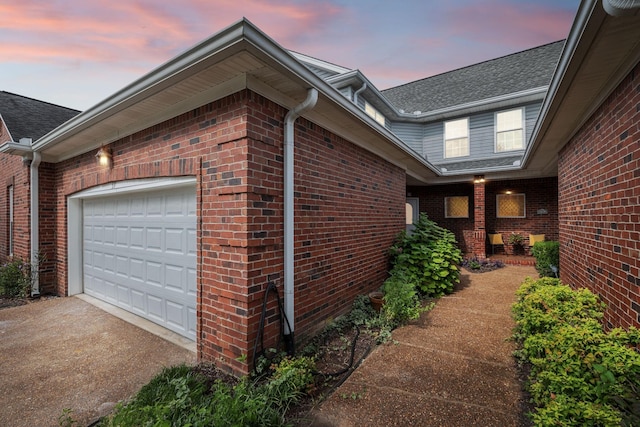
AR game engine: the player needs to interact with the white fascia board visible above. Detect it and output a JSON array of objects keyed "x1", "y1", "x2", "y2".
[
  {"x1": 289, "y1": 51, "x2": 353, "y2": 75},
  {"x1": 0, "y1": 113, "x2": 14, "y2": 142},
  {"x1": 240, "y1": 26, "x2": 441, "y2": 176},
  {"x1": 399, "y1": 87, "x2": 547, "y2": 122},
  {"x1": 522, "y1": 1, "x2": 599, "y2": 167},
  {"x1": 0, "y1": 141, "x2": 33, "y2": 156},
  {"x1": 31, "y1": 19, "x2": 252, "y2": 153}
]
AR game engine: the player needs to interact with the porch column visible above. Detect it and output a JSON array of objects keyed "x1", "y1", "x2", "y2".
[{"x1": 473, "y1": 176, "x2": 486, "y2": 259}]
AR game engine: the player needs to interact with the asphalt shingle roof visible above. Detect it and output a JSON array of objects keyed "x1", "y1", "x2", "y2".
[
  {"x1": 382, "y1": 40, "x2": 565, "y2": 114},
  {"x1": 0, "y1": 91, "x2": 80, "y2": 142}
]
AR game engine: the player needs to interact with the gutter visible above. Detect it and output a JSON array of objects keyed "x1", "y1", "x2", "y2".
[
  {"x1": 352, "y1": 82, "x2": 366, "y2": 105},
  {"x1": 283, "y1": 88, "x2": 318, "y2": 355}
]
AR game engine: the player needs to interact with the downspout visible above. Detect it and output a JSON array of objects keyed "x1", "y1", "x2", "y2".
[
  {"x1": 283, "y1": 88, "x2": 318, "y2": 355},
  {"x1": 30, "y1": 150, "x2": 41, "y2": 297},
  {"x1": 353, "y1": 82, "x2": 367, "y2": 106}
]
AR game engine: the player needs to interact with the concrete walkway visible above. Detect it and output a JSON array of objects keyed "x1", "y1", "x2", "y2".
[
  {"x1": 308, "y1": 265, "x2": 537, "y2": 427},
  {"x1": 0, "y1": 296, "x2": 196, "y2": 427}
]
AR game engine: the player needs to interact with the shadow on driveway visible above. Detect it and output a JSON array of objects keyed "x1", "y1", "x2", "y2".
[{"x1": 0, "y1": 296, "x2": 196, "y2": 427}]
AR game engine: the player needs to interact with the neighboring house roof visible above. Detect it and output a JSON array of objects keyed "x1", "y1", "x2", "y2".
[
  {"x1": 382, "y1": 41, "x2": 565, "y2": 115},
  {"x1": 0, "y1": 91, "x2": 79, "y2": 142}
]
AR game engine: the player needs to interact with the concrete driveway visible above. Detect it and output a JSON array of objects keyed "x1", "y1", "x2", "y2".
[{"x1": 0, "y1": 296, "x2": 196, "y2": 427}]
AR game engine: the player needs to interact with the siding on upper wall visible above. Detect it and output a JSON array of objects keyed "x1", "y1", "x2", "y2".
[
  {"x1": 390, "y1": 121, "x2": 423, "y2": 154},
  {"x1": 390, "y1": 101, "x2": 543, "y2": 166}
]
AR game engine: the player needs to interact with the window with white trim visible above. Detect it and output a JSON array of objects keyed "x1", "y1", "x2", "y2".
[
  {"x1": 445, "y1": 196, "x2": 469, "y2": 218},
  {"x1": 496, "y1": 108, "x2": 524, "y2": 152},
  {"x1": 364, "y1": 101, "x2": 386, "y2": 126},
  {"x1": 497, "y1": 193, "x2": 526, "y2": 218},
  {"x1": 444, "y1": 118, "x2": 469, "y2": 158}
]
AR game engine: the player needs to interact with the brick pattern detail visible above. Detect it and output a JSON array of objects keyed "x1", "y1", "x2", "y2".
[
  {"x1": 558, "y1": 62, "x2": 640, "y2": 330},
  {"x1": 39, "y1": 90, "x2": 404, "y2": 375},
  {"x1": 0, "y1": 119, "x2": 31, "y2": 265},
  {"x1": 473, "y1": 180, "x2": 486, "y2": 258}
]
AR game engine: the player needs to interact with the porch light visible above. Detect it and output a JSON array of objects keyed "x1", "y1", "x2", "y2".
[
  {"x1": 473, "y1": 175, "x2": 485, "y2": 184},
  {"x1": 96, "y1": 147, "x2": 112, "y2": 168}
]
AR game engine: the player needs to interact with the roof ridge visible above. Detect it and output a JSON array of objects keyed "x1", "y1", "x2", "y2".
[
  {"x1": 383, "y1": 39, "x2": 566, "y2": 93},
  {"x1": 0, "y1": 91, "x2": 80, "y2": 113}
]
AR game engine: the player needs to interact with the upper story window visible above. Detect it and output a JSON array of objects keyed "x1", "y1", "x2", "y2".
[
  {"x1": 496, "y1": 108, "x2": 524, "y2": 152},
  {"x1": 444, "y1": 118, "x2": 469, "y2": 158},
  {"x1": 364, "y1": 101, "x2": 386, "y2": 126}
]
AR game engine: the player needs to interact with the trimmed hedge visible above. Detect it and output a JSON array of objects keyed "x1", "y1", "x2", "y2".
[{"x1": 512, "y1": 277, "x2": 640, "y2": 426}]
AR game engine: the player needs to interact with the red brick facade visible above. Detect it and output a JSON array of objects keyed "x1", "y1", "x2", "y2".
[
  {"x1": 38, "y1": 90, "x2": 404, "y2": 374},
  {"x1": 0, "y1": 120, "x2": 31, "y2": 265},
  {"x1": 408, "y1": 176, "x2": 558, "y2": 256},
  {"x1": 558, "y1": 62, "x2": 640, "y2": 330}
]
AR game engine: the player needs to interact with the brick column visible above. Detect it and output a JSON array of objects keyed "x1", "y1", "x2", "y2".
[{"x1": 473, "y1": 176, "x2": 486, "y2": 259}]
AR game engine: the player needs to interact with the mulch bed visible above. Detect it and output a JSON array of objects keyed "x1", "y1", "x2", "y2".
[{"x1": 0, "y1": 295, "x2": 58, "y2": 310}]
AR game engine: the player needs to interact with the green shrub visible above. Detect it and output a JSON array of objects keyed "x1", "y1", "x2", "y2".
[
  {"x1": 512, "y1": 278, "x2": 640, "y2": 426},
  {"x1": 0, "y1": 258, "x2": 33, "y2": 298},
  {"x1": 101, "y1": 359, "x2": 316, "y2": 427},
  {"x1": 390, "y1": 213, "x2": 462, "y2": 297},
  {"x1": 531, "y1": 241, "x2": 560, "y2": 277},
  {"x1": 512, "y1": 278, "x2": 605, "y2": 341},
  {"x1": 381, "y1": 269, "x2": 431, "y2": 327}
]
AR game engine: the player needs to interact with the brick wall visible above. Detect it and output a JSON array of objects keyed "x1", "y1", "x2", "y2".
[
  {"x1": 558, "y1": 62, "x2": 640, "y2": 330},
  {"x1": 44, "y1": 90, "x2": 404, "y2": 374},
  {"x1": 0, "y1": 119, "x2": 31, "y2": 264},
  {"x1": 408, "y1": 176, "x2": 558, "y2": 255}
]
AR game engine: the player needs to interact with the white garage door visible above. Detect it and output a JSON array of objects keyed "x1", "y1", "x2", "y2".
[{"x1": 83, "y1": 187, "x2": 197, "y2": 340}]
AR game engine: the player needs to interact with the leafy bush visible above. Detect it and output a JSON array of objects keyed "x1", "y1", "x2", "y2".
[
  {"x1": 512, "y1": 277, "x2": 605, "y2": 342},
  {"x1": 101, "y1": 359, "x2": 316, "y2": 427},
  {"x1": 531, "y1": 241, "x2": 560, "y2": 277},
  {"x1": 512, "y1": 278, "x2": 640, "y2": 426},
  {"x1": 0, "y1": 257, "x2": 33, "y2": 298},
  {"x1": 390, "y1": 213, "x2": 462, "y2": 297},
  {"x1": 381, "y1": 269, "x2": 432, "y2": 327}
]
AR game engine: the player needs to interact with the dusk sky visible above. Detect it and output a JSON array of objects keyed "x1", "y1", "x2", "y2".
[{"x1": 2, "y1": 0, "x2": 581, "y2": 111}]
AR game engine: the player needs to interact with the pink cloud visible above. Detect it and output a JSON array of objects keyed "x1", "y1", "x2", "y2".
[{"x1": 446, "y1": 1, "x2": 574, "y2": 47}]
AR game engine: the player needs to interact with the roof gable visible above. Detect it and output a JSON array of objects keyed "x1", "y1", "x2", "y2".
[
  {"x1": 382, "y1": 41, "x2": 565, "y2": 114},
  {"x1": 0, "y1": 91, "x2": 79, "y2": 142}
]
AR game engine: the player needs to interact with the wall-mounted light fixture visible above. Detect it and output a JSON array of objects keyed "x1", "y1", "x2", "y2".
[
  {"x1": 473, "y1": 175, "x2": 485, "y2": 184},
  {"x1": 505, "y1": 190, "x2": 513, "y2": 194},
  {"x1": 96, "y1": 146, "x2": 112, "y2": 168}
]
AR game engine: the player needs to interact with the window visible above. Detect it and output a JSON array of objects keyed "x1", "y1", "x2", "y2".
[
  {"x1": 8, "y1": 185, "x2": 13, "y2": 256},
  {"x1": 497, "y1": 193, "x2": 526, "y2": 218},
  {"x1": 444, "y1": 118, "x2": 469, "y2": 158},
  {"x1": 364, "y1": 101, "x2": 386, "y2": 126},
  {"x1": 445, "y1": 196, "x2": 469, "y2": 218},
  {"x1": 496, "y1": 108, "x2": 524, "y2": 152}
]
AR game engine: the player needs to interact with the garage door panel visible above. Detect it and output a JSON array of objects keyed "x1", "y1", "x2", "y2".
[
  {"x1": 83, "y1": 186, "x2": 196, "y2": 340},
  {"x1": 147, "y1": 295, "x2": 164, "y2": 321},
  {"x1": 166, "y1": 300, "x2": 185, "y2": 328}
]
